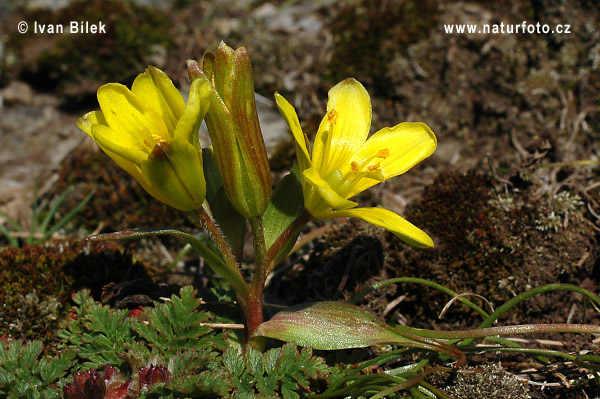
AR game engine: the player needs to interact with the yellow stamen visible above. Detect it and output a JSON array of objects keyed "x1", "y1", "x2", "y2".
[
  {"x1": 377, "y1": 149, "x2": 389, "y2": 158},
  {"x1": 152, "y1": 134, "x2": 166, "y2": 144},
  {"x1": 368, "y1": 163, "x2": 380, "y2": 171},
  {"x1": 327, "y1": 110, "x2": 338, "y2": 124},
  {"x1": 321, "y1": 109, "x2": 338, "y2": 170}
]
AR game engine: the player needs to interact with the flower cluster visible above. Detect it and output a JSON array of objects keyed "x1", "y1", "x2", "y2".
[{"x1": 81, "y1": 42, "x2": 437, "y2": 341}]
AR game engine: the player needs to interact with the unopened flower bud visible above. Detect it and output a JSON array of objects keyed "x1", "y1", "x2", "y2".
[{"x1": 187, "y1": 42, "x2": 271, "y2": 218}]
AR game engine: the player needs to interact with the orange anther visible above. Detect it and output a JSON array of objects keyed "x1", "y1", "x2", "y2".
[
  {"x1": 351, "y1": 161, "x2": 360, "y2": 173},
  {"x1": 377, "y1": 149, "x2": 389, "y2": 158},
  {"x1": 152, "y1": 134, "x2": 166, "y2": 143},
  {"x1": 327, "y1": 110, "x2": 338, "y2": 124}
]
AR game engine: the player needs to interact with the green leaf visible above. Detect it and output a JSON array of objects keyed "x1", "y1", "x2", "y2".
[
  {"x1": 132, "y1": 286, "x2": 220, "y2": 356},
  {"x1": 39, "y1": 351, "x2": 75, "y2": 383},
  {"x1": 44, "y1": 190, "x2": 95, "y2": 239},
  {"x1": 38, "y1": 186, "x2": 73, "y2": 236},
  {"x1": 19, "y1": 341, "x2": 42, "y2": 370},
  {"x1": 254, "y1": 302, "x2": 414, "y2": 350},
  {"x1": 89, "y1": 227, "x2": 249, "y2": 297},
  {"x1": 262, "y1": 166, "x2": 304, "y2": 264},
  {"x1": 223, "y1": 348, "x2": 245, "y2": 377}
]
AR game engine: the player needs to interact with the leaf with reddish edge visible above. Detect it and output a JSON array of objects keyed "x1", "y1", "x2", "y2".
[
  {"x1": 88, "y1": 228, "x2": 248, "y2": 297},
  {"x1": 253, "y1": 301, "x2": 416, "y2": 350}
]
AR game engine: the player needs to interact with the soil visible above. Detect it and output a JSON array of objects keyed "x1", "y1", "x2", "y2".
[{"x1": 1, "y1": 0, "x2": 599, "y2": 397}]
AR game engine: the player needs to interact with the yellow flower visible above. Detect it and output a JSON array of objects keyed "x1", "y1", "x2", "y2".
[
  {"x1": 275, "y1": 78, "x2": 437, "y2": 248},
  {"x1": 78, "y1": 67, "x2": 211, "y2": 211}
]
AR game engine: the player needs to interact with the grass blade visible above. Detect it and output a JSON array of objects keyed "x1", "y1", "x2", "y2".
[
  {"x1": 45, "y1": 190, "x2": 94, "y2": 239},
  {"x1": 38, "y1": 186, "x2": 74, "y2": 236}
]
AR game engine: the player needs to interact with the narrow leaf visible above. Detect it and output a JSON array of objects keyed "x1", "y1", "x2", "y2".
[
  {"x1": 38, "y1": 186, "x2": 73, "y2": 235},
  {"x1": 45, "y1": 190, "x2": 95, "y2": 238},
  {"x1": 89, "y1": 228, "x2": 248, "y2": 296}
]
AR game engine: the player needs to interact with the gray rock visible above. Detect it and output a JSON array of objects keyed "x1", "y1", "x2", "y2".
[{"x1": 2, "y1": 81, "x2": 34, "y2": 106}]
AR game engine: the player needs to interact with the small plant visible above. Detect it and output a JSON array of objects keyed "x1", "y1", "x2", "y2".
[
  {"x1": 65, "y1": 42, "x2": 600, "y2": 397},
  {"x1": 0, "y1": 339, "x2": 75, "y2": 398},
  {"x1": 0, "y1": 287, "x2": 345, "y2": 398},
  {"x1": 84, "y1": 42, "x2": 436, "y2": 345},
  {"x1": 0, "y1": 186, "x2": 93, "y2": 247}
]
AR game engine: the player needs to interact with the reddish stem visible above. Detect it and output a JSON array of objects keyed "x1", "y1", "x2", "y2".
[{"x1": 241, "y1": 289, "x2": 264, "y2": 340}]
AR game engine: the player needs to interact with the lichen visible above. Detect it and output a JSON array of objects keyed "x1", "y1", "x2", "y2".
[{"x1": 444, "y1": 363, "x2": 531, "y2": 399}]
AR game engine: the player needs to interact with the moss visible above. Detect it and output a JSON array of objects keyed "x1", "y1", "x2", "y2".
[
  {"x1": 383, "y1": 170, "x2": 596, "y2": 325},
  {"x1": 3, "y1": 0, "x2": 173, "y2": 102},
  {"x1": 326, "y1": 170, "x2": 597, "y2": 327},
  {"x1": 0, "y1": 240, "x2": 153, "y2": 345}
]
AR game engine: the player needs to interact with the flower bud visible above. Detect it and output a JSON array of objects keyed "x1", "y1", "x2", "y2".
[{"x1": 187, "y1": 42, "x2": 271, "y2": 218}]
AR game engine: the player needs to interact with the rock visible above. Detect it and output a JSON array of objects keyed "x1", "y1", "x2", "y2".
[
  {"x1": 2, "y1": 81, "x2": 34, "y2": 106},
  {"x1": 9, "y1": 0, "x2": 73, "y2": 11}
]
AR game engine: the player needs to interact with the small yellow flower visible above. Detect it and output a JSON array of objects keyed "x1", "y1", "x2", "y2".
[
  {"x1": 275, "y1": 78, "x2": 437, "y2": 248},
  {"x1": 78, "y1": 67, "x2": 211, "y2": 211}
]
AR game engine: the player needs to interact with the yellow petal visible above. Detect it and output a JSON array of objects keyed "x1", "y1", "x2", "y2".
[
  {"x1": 90, "y1": 134, "x2": 176, "y2": 207},
  {"x1": 141, "y1": 139, "x2": 206, "y2": 211},
  {"x1": 131, "y1": 67, "x2": 186, "y2": 135},
  {"x1": 348, "y1": 122, "x2": 437, "y2": 197},
  {"x1": 329, "y1": 207, "x2": 434, "y2": 248},
  {"x1": 95, "y1": 141, "x2": 146, "y2": 188},
  {"x1": 173, "y1": 75, "x2": 211, "y2": 145},
  {"x1": 91, "y1": 124, "x2": 147, "y2": 165},
  {"x1": 97, "y1": 83, "x2": 167, "y2": 151},
  {"x1": 77, "y1": 110, "x2": 107, "y2": 136},
  {"x1": 312, "y1": 78, "x2": 372, "y2": 176},
  {"x1": 274, "y1": 92, "x2": 311, "y2": 172},
  {"x1": 303, "y1": 167, "x2": 357, "y2": 214}
]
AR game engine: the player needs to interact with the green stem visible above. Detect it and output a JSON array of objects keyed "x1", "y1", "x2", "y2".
[
  {"x1": 478, "y1": 284, "x2": 600, "y2": 330},
  {"x1": 396, "y1": 323, "x2": 600, "y2": 340},
  {"x1": 370, "y1": 366, "x2": 451, "y2": 399},
  {"x1": 197, "y1": 204, "x2": 238, "y2": 271},
  {"x1": 265, "y1": 209, "x2": 311, "y2": 273},
  {"x1": 461, "y1": 346, "x2": 578, "y2": 362}
]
